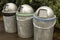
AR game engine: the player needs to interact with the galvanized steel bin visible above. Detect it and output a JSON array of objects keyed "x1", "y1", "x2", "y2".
[
  {"x1": 16, "y1": 4, "x2": 34, "y2": 38},
  {"x1": 2, "y1": 3, "x2": 17, "y2": 33},
  {"x1": 33, "y1": 6, "x2": 56, "y2": 40}
]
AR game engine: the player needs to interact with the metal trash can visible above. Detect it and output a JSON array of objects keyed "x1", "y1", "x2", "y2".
[
  {"x1": 16, "y1": 4, "x2": 34, "y2": 38},
  {"x1": 33, "y1": 6, "x2": 56, "y2": 40},
  {"x1": 2, "y1": 3, "x2": 17, "y2": 33}
]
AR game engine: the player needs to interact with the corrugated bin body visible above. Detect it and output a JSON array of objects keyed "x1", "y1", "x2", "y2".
[
  {"x1": 33, "y1": 6, "x2": 56, "y2": 40},
  {"x1": 2, "y1": 3, "x2": 17, "y2": 33},
  {"x1": 16, "y1": 4, "x2": 34, "y2": 38}
]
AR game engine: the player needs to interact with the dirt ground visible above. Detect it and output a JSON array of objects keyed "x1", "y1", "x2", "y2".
[{"x1": 0, "y1": 21, "x2": 60, "y2": 40}]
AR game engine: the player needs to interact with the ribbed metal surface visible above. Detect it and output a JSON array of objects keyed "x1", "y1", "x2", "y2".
[
  {"x1": 33, "y1": 6, "x2": 56, "y2": 40},
  {"x1": 17, "y1": 17, "x2": 33, "y2": 38},
  {"x1": 2, "y1": 3, "x2": 17, "y2": 33},
  {"x1": 3, "y1": 15, "x2": 16, "y2": 33},
  {"x1": 16, "y1": 4, "x2": 34, "y2": 38},
  {"x1": 33, "y1": 18, "x2": 56, "y2": 40}
]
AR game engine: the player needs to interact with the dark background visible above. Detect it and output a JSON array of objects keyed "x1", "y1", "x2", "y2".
[{"x1": 0, "y1": 0, "x2": 60, "y2": 29}]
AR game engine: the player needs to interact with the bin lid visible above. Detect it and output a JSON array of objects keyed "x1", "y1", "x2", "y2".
[
  {"x1": 16, "y1": 4, "x2": 34, "y2": 17},
  {"x1": 35, "y1": 6, "x2": 54, "y2": 18},
  {"x1": 17, "y1": 4, "x2": 34, "y2": 14},
  {"x1": 2, "y1": 3, "x2": 17, "y2": 13}
]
